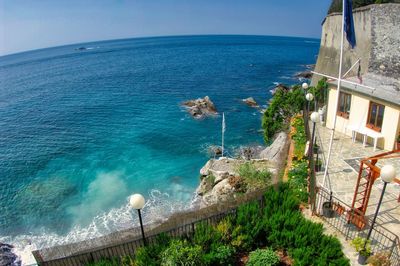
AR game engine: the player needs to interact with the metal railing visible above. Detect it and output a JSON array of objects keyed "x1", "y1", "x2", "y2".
[
  {"x1": 315, "y1": 186, "x2": 400, "y2": 265},
  {"x1": 32, "y1": 191, "x2": 266, "y2": 266}
]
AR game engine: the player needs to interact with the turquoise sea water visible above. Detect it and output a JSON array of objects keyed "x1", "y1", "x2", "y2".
[{"x1": 0, "y1": 35, "x2": 319, "y2": 264}]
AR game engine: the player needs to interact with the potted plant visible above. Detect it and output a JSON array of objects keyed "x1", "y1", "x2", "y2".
[
  {"x1": 366, "y1": 252, "x2": 390, "y2": 266},
  {"x1": 351, "y1": 237, "x2": 372, "y2": 265}
]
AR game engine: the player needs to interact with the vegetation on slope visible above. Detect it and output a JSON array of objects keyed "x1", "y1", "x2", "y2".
[
  {"x1": 87, "y1": 184, "x2": 350, "y2": 266},
  {"x1": 328, "y1": 0, "x2": 400, "y2": 14}
]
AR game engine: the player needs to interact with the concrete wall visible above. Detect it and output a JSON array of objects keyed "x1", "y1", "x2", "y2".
[
  {"x1": 311, "y1": 6, "x2": 372, "y2": 84},
  {"x1": 311, "y1": 3, "x2": 400, "y2": 85},
  {"x1": 326, "y1": 86, "x2": 400, "y2": 150}
]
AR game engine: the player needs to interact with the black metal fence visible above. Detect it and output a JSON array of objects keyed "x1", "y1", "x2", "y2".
[
  {"x1": 32, "y1": 191, "x2": 266, "y2": 266},
  {"x1": 315, "y1": 186, "x2": 400, "y2": 265}
]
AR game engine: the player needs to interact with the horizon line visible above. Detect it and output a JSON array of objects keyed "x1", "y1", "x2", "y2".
[{"x1": 0, "y1": 33, "x2": 321, "y2": 58}]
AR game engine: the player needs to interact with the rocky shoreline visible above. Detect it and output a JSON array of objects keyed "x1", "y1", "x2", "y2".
[
  {"x1": 195, "y1": 131, "x2": 289, "y2": 207},
  {"x1": 0, "y1": 242, "x2": 20, "y2": 266}
]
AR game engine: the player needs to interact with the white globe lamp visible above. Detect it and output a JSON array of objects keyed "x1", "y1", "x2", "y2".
[
  {"x1": 381, "y1": 165, "x2": 396, "y2": 183},
  {"x1": 130, "y1": 194, "x2": 145, "y2": 209},
  {"x1": 310, "y1": 112, "x2": 320, "y2": 123},
  {"x1": 306, "y1": 93, "x2": 314, "y2": 102},
  {"x1": 302, "y1": 82, "x2": 309, "y2": 90}
]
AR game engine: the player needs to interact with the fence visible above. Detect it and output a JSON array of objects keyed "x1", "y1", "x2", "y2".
[
  {"x1": 315, "y1": 186, "x2": 400, "y2": 265},
  {"x1": 32, "y1": 190, "x2": 266, "y2": 266}
]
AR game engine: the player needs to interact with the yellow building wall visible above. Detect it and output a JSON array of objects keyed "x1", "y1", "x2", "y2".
[{"x1": 326, "y1": 87, "x2": 400, "y2": 151}]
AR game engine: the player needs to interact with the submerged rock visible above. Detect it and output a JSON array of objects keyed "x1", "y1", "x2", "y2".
[{"x1": 182, "y1": 96, "x2": 217, "y2": 119}]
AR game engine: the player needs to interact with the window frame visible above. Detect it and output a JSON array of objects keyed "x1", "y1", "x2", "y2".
[
  {"x1": 337, "y1": 92, "x2": 352, "y2": 119},
  {"x1": 366, "y1": 101, "x2": 385, "y2": 132}
]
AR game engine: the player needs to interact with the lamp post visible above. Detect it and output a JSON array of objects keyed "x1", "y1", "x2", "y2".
[
  {"x1": 363, "y1": 165, "x2": 396, "y2": 250},
  {"x1": 130, "y1": 194, "x2": 147, "y2": 246},
  {"x1": 308, "y1": 112, "x2": 320, "y2": 209},
  {"x1": 306, "y1": 92, "x2": 314, "y2": 112},
  {"x1": 302, "y1": 82, "x2": 309, "y2": 91}
]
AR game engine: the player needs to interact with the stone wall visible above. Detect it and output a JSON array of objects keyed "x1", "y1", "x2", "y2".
[
  {"x1": 369, "y1": 4, "x2": 400, "y2": 77},
  {"x1": 311, "y1": 3, "x2": 400, "y2": 85}
]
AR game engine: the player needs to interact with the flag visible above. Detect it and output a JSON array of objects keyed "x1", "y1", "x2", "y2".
[
  {"x1": 344, "y1": 0, "x2": 356, "y2": 48},
  {"x1": 222, "y1": 113, "x2": 226, "y2": 133}
]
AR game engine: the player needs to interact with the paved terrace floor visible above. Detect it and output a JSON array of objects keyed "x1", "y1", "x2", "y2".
[{"x1": 314, "y1": 123, "x2": 400, "y2": 237}]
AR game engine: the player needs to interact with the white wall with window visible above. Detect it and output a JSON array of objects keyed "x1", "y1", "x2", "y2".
[{"x1": 326, "y1": 85, "x2": 400, "y2": 150}]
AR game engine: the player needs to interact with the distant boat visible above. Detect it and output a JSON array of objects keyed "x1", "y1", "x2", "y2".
[{"x1": 75, "y1": 47, "x2": 87, "y2": 51}]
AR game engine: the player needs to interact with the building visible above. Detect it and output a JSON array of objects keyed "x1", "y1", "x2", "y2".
[
  {"x1": 311, "y1": 3, "x2": 400, "y2": 151},
  {"x1": 325, "y1": 73, "x2": 400, "y2": 151}
]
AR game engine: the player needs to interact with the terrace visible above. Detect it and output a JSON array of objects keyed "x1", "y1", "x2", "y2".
[{"x1": 312, "y1": 122, "x2": 400, "y2": 263}]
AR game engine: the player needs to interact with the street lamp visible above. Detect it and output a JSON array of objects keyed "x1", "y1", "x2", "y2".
[
  {"x1": 364, "y1": 165, "x2": 396, "y2": 249},
  {"x1": 130, "y1": 194, "x2": 147, "y2": 246},
  {"x1": 308, "y1": 112, "x2": 320, "y2": 209},
  {"x1": 305, "y1": 92, "x2": 314, "y2": 121},
  {"x1": 302, "y1": 82, "x2": 309, "y2": 90}
]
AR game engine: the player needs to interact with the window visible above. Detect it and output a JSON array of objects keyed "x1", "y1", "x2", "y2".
[
  {"x1": 366, "y1": 102, "x2": 385, "y2": 132},
  {"x1": 337, "y1": 92, "x2": 351, "y2": 119}
]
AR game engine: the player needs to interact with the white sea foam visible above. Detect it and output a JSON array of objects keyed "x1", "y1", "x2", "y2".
[{"x1": 1, "y1": 187, "x2": 196, "y2": 266}]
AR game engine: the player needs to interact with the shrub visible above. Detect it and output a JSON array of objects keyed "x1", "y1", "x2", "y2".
[
  {"x1": 232, "y1": 201, "x2": 265, "y2": 250},
  {"x1": 351, "y1": 237, "x2": 372, "y2": 257},
  {"x1": 247, "y1": 248, "x2": 280, "y2": 266},
  {"x1": 287, "y1": 160, "x2": 309, "y2": 202},
  {"x1": 262, "y1": 85, "x2": 305, "y2": 143},
  {"x1": 238, "y1": 162, "x2": 272, "y2": 187},
  {"x1": 160, "y1": 239, "x2": 204, "y2": 266},
  {"x1": 134, "y1": 233, "x2": 171, "y2": 266},
  {"x1": 203, "y1": 244, "x2": 235, "y2": 266},
  {"x1": 192, "y1": 222, "x2": 221, "y2": 252},
  {"x1": 367, "y1": 252, "x2": 391, "y2": 266}
]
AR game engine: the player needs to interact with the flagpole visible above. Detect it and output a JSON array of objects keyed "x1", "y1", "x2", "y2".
[
  {"x1": 322, "y1": 0, "x2": 346, "y2": 190},
  {"x1": 221, "y1": 112, "x2": 225, "y2": 157}
]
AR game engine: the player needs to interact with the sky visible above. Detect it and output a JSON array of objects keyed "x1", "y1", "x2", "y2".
[{"x1": 0, "y1": 0, "x2": 331, "y2": 56}]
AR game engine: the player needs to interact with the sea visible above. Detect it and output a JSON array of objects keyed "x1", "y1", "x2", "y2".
[{"x1": 0, "y1": 35, "x2": 319, "y2": 265}]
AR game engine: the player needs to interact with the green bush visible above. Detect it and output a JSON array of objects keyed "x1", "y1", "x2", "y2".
[
  {"x1": 262, "y1": 85, "x2": 305, "y2": 143},
  {"x1": 160, "y1": 239, "x2": 204, "y2": 266},
  {"x1": 134, "y1": 233, "x2": 171, "y2": 266},
  {"x1": 232, "y1": 201, "x2": 265, "y2": 251},
  {"x1": 238, "y1": 162, "x2": 272, "y2": 187},
  {"x1": 203, "y1": 244, "x2": 235, "y2": 266},
  {"x1": 287, "y1": 160, "x2": 309, "y2": 202},
  {"x1": 247, "y1": 248, "x2": 280, "y2": 266},
  {"x1": 193, "y1": 222, "x2": 221, "y2": 252}
]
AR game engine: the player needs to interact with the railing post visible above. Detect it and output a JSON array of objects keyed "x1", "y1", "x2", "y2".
[{"x1": 32, "y1": 250, "x2": 44, "y2": 266}]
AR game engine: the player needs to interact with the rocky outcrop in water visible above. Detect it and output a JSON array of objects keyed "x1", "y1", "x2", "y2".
[
  {"x1": 196, "y1": 132, "x2": 289, "y2": 207},
  {"x1": 242, "y1": 97, "x2": 259, "y2": 108},
  {"x1": 295, "y1": 71, "x2": 312, "y2": 79},
  {"x1": 182, "y1": 96, "x2": 217, "y2": 119},
  {"x1": 0, "y1": 242, "x2": 20, "y2": 266}
]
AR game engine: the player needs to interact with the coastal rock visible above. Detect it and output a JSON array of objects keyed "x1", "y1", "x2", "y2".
[
  {"x1": 295, "y1": 71, "x2": 313, "y2": 79},
  {"x1": 0, "y1": 242, "x2": 20, "y2": 266},
  {"x1": 196, "y1": 131, "x2": 289, "y2": 207},
  {"x1": 207, "y1": 145, "x2": 222, "y2": 156},
  {"x1": 182, "y1": 96, "x2": 217, "y2": 119},
  {"x1": 270, "y1": 84, "x2": 291, "y2": 95},
  {"x1": 260, "y1": 132, "x2": 289, "y2": 169},
  {"x1": 242, "y1": 97, "x2": 259, "y2": 107}
]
